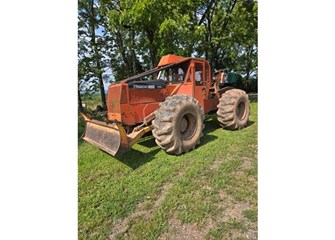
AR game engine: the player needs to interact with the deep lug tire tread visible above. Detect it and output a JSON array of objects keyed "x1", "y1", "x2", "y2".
[
  {"x1": 152, "y1": 95, "x2": 205, "y2": 155},
  {"x1": 217, "y1": 89, "x2": 250, "y2": 130}
]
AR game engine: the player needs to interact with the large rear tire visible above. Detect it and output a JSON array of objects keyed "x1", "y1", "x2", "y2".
[
  {"x1": 217, "y1": 89, "x2": 250, "y2": 130},
  {"x1": 152, "y1": 95, "x2": 205, "y2": 155}
]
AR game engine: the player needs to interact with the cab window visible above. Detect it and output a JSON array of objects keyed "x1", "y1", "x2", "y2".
[{"x1": 195, "y1": 62, "x2": 203, "y2": 85}]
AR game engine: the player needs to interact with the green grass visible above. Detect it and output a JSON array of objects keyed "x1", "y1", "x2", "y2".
[{"x1": 78, "y1": 100, "x2": 257, "y2": 240}]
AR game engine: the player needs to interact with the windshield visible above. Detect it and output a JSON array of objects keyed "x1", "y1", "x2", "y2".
[{"x1": 125, "y1": 60, "x2": 190, "y2": 84}]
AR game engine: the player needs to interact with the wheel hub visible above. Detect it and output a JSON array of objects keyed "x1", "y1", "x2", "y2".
[
  {"x1": 179, "y1": 112, "x2": 196, "y2": 140},
  {"x1": 180, "y1": 117, "x2": 188, "y2": 133},
  {"x1": 236, "y1": 101, "x2": 246, "y2": 120}
]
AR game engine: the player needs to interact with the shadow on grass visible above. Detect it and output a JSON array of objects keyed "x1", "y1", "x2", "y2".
[
  {"x1": 249, "y1": 94, "x2": 258, "y2": 103},
  {"x1": 78, "y1": 139, "x2": 85, "y2": 148},
  {"x1": 136, "y1": 135, "x2": 157, "y2": 148},
  {"x1": 204, "y1": 114, "x2": 221, "y2": 133},
  {"x1": 200, "y1": 115, "x2": 220, "y2": 146},
  {"x1": 115, "y1": 144, "x2": 160, "y2": 170},
  {"x1": 247, "y1": 120, "x2": 255, "y2": 127},
  {"x1": 203, "y1": 113, "x2": 255, "y2": 133},
  {"x1": 113, "y1": 119, "x2": 221, "y2": 169},
  {"x1": 78, "y1": 113, "x2": 255, "y2": 169}
]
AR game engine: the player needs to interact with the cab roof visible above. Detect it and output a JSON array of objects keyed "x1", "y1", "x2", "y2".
[{"x1": 157, "y1": 54, "x2": 186, "y2": 67}]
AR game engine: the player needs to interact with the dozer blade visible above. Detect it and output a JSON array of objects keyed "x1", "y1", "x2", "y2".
[{"x1": 81, "y1": 113, "x2": 153, "y2": 156}]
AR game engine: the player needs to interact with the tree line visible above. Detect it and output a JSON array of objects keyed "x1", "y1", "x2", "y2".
[{"x1": 78, "y1": 0, "x2": 258, "y2": 111}]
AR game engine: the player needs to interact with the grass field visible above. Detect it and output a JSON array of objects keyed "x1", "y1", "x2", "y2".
[{"x1": 78, "y1": 98, "x2": 257, "y2": 240}]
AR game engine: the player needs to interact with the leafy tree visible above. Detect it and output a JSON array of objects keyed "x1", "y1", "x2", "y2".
[
  {"x1": 80, "y1": 0, "x2": 258, "y2": 91},
  {"x1": 194, "y1": 0, "x2": 257, "y2": 91},
  {"x1": 100, "y1": 0, "x2": 204, "y2": 77},
  {"x1": 230, "y1": 0, "x2": 257, "y2": 90},
  {"x1": 78, "y1": 0, "x2": 113, "y2": 110},
  {"x1": 100, "y1": 0, "x2": 141, "y2": 80}
]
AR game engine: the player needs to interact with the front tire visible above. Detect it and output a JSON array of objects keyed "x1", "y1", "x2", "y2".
[
  {"x1": 152, "y1": 95, "x2": 205, "y2": 155},
  {"x1": 217, "y1": 89, "x2": 250, "y2": 130}
]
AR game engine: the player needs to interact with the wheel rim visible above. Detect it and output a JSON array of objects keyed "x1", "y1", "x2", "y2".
[
  {"x1": 236, "y1": 101, "x2": 246, "y2": 120},
  {"x1": 179, "y1": 112, "x2": 196, "y2": 140}
]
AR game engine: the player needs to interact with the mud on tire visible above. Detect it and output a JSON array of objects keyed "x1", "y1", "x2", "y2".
[
  {"x1": 152, "y1": 95, "x2": 205, "y2": 155},
  {"x1": 217, "y1": 89, "x2": 250, "y2": 130}
]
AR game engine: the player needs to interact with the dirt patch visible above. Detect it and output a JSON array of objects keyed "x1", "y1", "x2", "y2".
[
  {"x1": 158, "y1": 216, "x2": 214, "y2": 240},
  {"x1": 219, "y1": 190, "x2": 249, "y2": 220},
  {"x1": 210, "y1": 157, "x2": 225, "y2": 171},
  {"x1": 241, "y1": 157, "x2": 252, "y2": 169},
  {"x1": 157, "y1": 189, "x2": 257, "y2": 240},
  {"x1": 109, "y1": 207, "x2": 153, "y2": 240},
  {"x1": 217, "y1": 190, "x2": 257, "y2": 239},
  {"x1": 109, "y1": 180, "x2": 174, "y2": 239},
  {"x1": 235, "y1": 157, "x2": 257, "y2": 180},
  {"x1": 154, "y1": 182, "x2": 173, "y2": 207}
]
